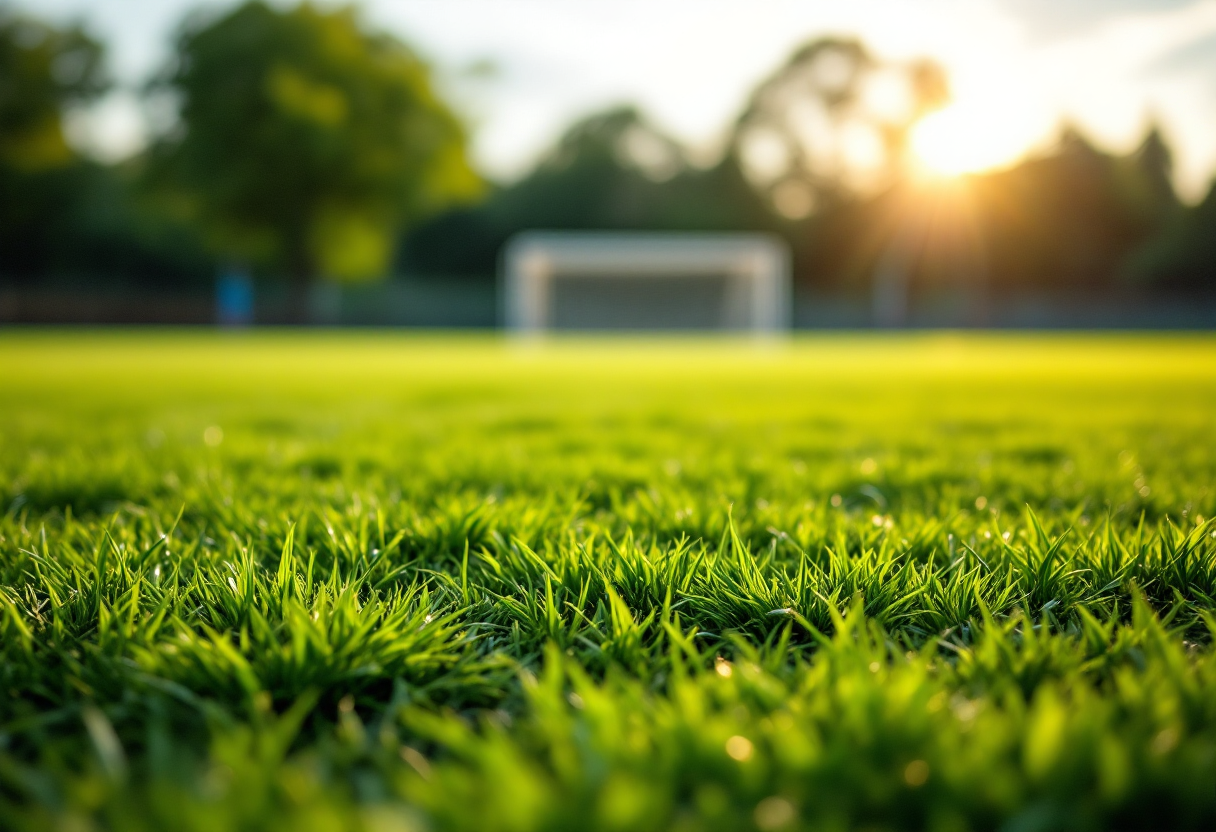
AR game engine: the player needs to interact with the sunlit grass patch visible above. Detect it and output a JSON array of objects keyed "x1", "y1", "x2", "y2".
[{"x1": 2, "y1": 332, "x2": 1216, "y2": 830}]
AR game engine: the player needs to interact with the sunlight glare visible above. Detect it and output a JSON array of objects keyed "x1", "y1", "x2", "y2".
[{"x1": 910, "y1": 103, "x2": 1024, "y2": 178}]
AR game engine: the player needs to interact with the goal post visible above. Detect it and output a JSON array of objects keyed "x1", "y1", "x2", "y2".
[{"x1": 501, "y1": 231, "x2": 791, "y2": 334}]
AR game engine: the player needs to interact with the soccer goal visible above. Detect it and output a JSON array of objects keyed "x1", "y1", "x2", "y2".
[{"x1": 501, "y1": 231, "x2": 790, "y2": 334}]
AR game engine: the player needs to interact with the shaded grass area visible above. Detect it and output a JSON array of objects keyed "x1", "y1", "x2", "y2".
[{"x1": 3, "y1": 331, "x2": 1216, "y2": 831}]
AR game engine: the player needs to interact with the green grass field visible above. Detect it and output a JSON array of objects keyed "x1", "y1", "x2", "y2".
[{"x1": 4, "y1": 331, "x2": 1216, "y2": 831}]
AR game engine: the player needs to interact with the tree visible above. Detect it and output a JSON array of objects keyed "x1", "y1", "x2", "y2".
[
  {"x1": 1124, "y1": 178, "x2": 1215, "y2": 291},
  {"x1": 968, "y1": 126, "x2": 1180, "y2": 293},
  {"x1": 400, "y1": 106, "x2": 691, "y2": 279},
  {"x1": 0, "y1": 10, "x2": 105, "y2": 172},
  {"x1": 0, "y1": 9, "x2": 107, "y2": 281},
  {"x1": 728, "y1": 38, "x2": 948, "y2": 221},
  {"x1": 493, "y1": 106, "x2": 688, "y2": 229},
  {"x1": 152, "y1": 2, "x2": 480, "y2": 316},
  {"x1": 398, "y1": 106, "x2": 775, "y2": 279}
]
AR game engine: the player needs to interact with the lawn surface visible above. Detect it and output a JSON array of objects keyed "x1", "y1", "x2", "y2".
[{"x1": 3, "y1": 331, "x2": 1216, "y2": 831}]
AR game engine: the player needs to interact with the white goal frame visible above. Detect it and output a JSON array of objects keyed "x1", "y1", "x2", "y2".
[{"x1": 501, "y1": 231, "x2": 791, "y2": 334}]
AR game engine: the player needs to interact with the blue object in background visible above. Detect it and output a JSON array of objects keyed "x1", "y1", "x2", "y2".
[{"x1": 216, "y1": 268, "x2": 254, "y2": 326}]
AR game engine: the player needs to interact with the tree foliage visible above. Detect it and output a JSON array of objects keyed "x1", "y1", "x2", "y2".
[
  {"x1": 152, "y1": 1, "x2": 480, "y2": 288},
  {"x1": 729, "y1": 37, "x2": 949, "y2": 219},
  {"x1": 1124, "y1": 163, "x2": 1216, "y2": 292},
  {"x1": 402, "y1": 38, "x2": 955, "y2": 285},
  {"x1": 0, "y1": 11, "x2": 212, "y2": 292},
  {"x1": 0, "y1": 9, "x2": 106, "y2": 173},
  {"x1": 399, "y1": 107, "x2": 773, "y2": 278}
]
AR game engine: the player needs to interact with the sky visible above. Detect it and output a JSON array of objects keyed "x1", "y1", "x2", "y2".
[{"x1": 20, "y1": 0, "x2": 1216, "y2": 201}]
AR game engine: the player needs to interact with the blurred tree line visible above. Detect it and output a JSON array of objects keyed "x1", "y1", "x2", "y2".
[
  {"x1": 402, "y1": 38, "x2": 1211, "y2": 304},
  {"x1": 0, "y1": 10, "x2": 212, "y2": 293},
  {"x1": 1, "y1": 3, "x2": 1213, "y2": 322},
  {"x1": 0, "y1": 1, "x2": 478, "y2": 320}
]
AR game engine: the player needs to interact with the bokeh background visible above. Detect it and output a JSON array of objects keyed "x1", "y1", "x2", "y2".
[{"x1": 2, "y1": 0, "x2": 1215, "y2": 328}]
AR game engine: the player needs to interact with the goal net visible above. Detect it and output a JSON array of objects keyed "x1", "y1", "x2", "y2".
[{"x1": 501, "y1": 232, "x2": 790, "y2": 334}]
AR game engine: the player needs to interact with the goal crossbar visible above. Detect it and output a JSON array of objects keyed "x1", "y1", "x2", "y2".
[{"x1": 501, "y1": 231, "x2": 790, "y2": 334}]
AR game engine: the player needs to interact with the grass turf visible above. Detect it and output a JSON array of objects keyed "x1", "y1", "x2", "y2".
[{"x1": 3, "y1": 331, "x2": 1216, "y2": 831}]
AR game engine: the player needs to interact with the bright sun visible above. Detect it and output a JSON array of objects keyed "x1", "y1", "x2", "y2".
[{"x1": 910, "y1": 104, "x2": 1024, "y2": 178}]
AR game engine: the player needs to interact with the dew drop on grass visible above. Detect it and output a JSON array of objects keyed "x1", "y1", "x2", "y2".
[
  {"x1": 754, "y1": 796, "x2": 795, "y2": 830},
  {"x1": 1151, "y1": 727, "x2": 1178, "y2": 756},
  {"x1": 725, "y1": 735, "x2": 753, "y2": 761},
  {"x1": 953, "y1": 700, "x2": 979, "y2": 722},
  {"x1": 400, "y1": 746, "x2": 432, "y2": 780},
  {"x1": 904, "y1": 760, "x2": 930, "y2": 787}
]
